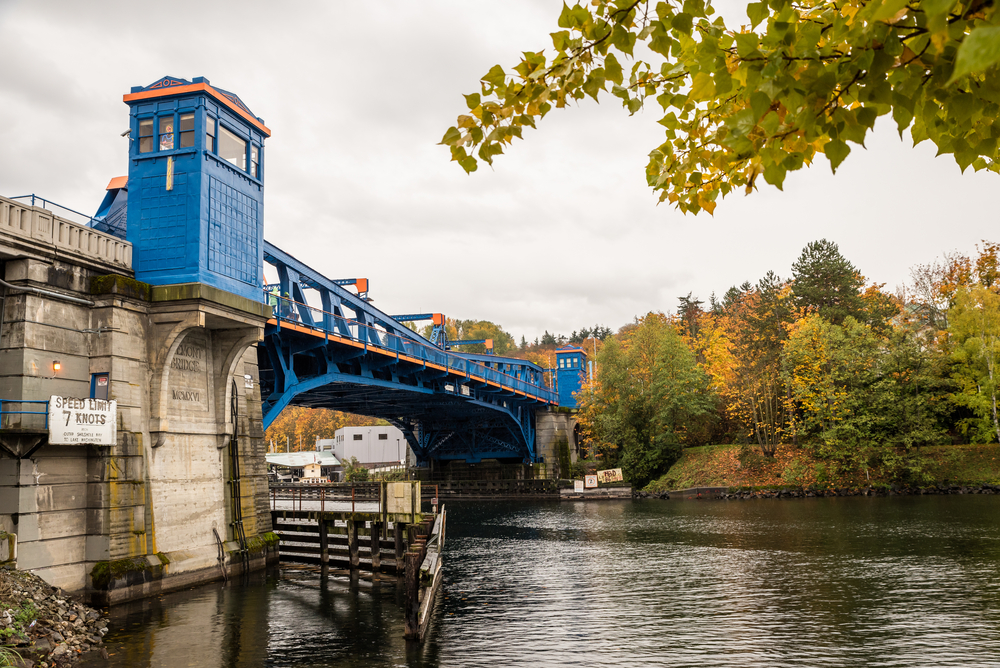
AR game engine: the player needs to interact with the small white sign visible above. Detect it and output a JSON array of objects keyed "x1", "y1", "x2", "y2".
[
  {"x1": 49, "y1": 396, "x2": 117, "y2": 445},
  {"x1": 574, "y1": 480, "x2": 585, "y2": 493},
  {"x1": 584, "y1": 475, "x2": 598, "y2": 489}
]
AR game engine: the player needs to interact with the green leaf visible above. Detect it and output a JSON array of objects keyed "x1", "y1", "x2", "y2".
[
  {"x1": 750, "y1": 91, "x2": 771, "y2": 121},
  {"x1": 892, "y1": 104, "x2": 913, "y2": 136},
  {"x1": 551, "y1": 30, "x2": 570, "y2": 52},
  {"x1": 558, "y1": 2, "x2": 573, "y2": 29},
  {"x1": 949, "y1": 26, "x2": 1000, "y2": 85},
  {"x1": 464, "y1": 93, "x2": 481, "y2": 110},
  {"x1": 735, "y1": 33, "x2": 759, "y2": 58},
  {"x1": 482, "y1": 65, "x2": 507, "y2": 88},
  {"x1": 824, "y1": 139, "x2": 851, "y2": 172},
  {"x1": 763, "y1": 161, "x2": 786, "y2": 189},
  {"x1": 440, "y1": 126, "x2": 462, "y2": 146},
  {"x1": 689, "y1": 72, "x2": 716, "y2": 101},
  {"x1": 459, "y1": 157, "x2": 478, "y2": 173},
  {"x1": 920, "y1": 0, "x2": 958, "y2": 22},
  {"x1": 871, "y1": 0, "x2": 909, "y2": 22},
  {"x1": 605, "y1": 52, "x2": 624, "y2": 85},
  {"x1": 746, "y1": 2, "x2": 769, "y2": 28},
  {"x1": 857, "y1": 106, "x2": 878, "y2": 129},
  {"x1": 671, "y1": 12, "x2": 693, "y2": 35}
]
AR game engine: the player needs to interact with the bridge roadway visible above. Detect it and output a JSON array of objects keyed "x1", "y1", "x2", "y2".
[{"x1": 259, "y1": 242, "x2": 558, "y2": 464}]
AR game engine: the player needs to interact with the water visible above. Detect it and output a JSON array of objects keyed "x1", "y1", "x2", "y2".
[{"x1": 82, "y1": 496, "x2": 1000, "y2": 667}]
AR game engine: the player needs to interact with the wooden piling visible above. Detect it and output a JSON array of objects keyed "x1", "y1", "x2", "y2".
[
  {"x1": 347, "y1": 520, "x2": 359, "y2": 568},
  {"x1": 371, "y1": 522, "x2": 381, "y2": 571},
  {"x1": 395, "y1": 522, "x2": 405, "y2": 570},
  {"x1": 319, "y1": 519, "x2": 329, "y2": 572},
  {"x1": 403, "y1": 549, "x2": 420, "y2": 639}
]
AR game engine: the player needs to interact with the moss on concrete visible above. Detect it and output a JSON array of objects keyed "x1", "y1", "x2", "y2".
[
  {"x1": 90, "y1": 556, "x2": 150, "y2": 590},
  {"x1": 151, "y1": 282, "x2": 271, "y2": 318},
  {"x1": 90, "y1": 274, "x2": 152, "y2": 301},
  {"x1": 241, "y1": 532, "x2": 280, "y2": 554}
]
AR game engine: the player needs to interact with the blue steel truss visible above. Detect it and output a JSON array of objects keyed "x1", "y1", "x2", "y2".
[{"x1": 259, "y1": 242, "x2": 557, "y2": 463}]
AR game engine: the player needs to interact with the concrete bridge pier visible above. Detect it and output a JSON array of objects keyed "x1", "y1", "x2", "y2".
[
  {"x1": 535, "y1": 410, "x2": 581, "y2": 479},
  {"x1": 0, "y1": 231, "x2": 279, "y2": 602}
]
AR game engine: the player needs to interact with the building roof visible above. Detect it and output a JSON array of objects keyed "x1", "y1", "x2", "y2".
[
  {"x1": 266, "y1": 451, "x2": 341, "y2": 468},
  {"x1": 123, "y1": 76, "x2": 271, "y2": 137}
]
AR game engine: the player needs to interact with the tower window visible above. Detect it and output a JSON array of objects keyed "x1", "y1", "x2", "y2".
[
  {"x1": 138, "y1": 119, "x2": 154, "y2": 153},
  {"x1": 206, "y1": 117, "x2": 216, "y2": 152},
  {"x1": 158, "y1": 116, "x2": 174, "y2": 151},
  {"x1": 179, "y1": 113, "x2": 195, "y2": 148},
  {"x1": 218, "y1": 125, "x2": 247, "y2": 171},
  {"x1": 250, "y1": 145, "x2": 259, "y2": 178}
]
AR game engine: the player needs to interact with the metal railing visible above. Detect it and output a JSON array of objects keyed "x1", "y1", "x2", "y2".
[
  {"x1": 0, "y1": 399, "x2": 49, "y2": 430},
  {"x1": 269, "y1": 481, "x2": 438, "y2": 514},
  {"x1": 262, "y1": 291, "x2": 557, "y2": 403},
  {"x1": 9, "y1": 194, "x2": 102, "y2": 227}
]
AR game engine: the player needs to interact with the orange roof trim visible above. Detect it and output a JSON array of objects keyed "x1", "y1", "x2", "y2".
[
  {"x1": 106, "y1": 176, "x2": 127, "y2": 190},
  {"x1": 123, "y1": 83, "x2": 271, "y2": 137}
]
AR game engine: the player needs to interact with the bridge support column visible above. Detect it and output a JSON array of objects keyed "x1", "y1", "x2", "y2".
[{"x1": 535, "y1": 410, "x2": 580, "y2": 478}]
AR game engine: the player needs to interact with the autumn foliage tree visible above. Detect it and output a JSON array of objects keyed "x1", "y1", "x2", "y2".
[
  {"x1": 949, "y1": 284, "x2": 1000, "y2": 442},
  {"x1": 264, "y1": 407, "x2": 385, "y2": 452},
  {"x1": 576, "y1": 312, "x2": 714, "y2": 486}
]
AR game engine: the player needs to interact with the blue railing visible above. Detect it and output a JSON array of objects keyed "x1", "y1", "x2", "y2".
[
  {"x1": 264, "y1": 291, "x2": 557, "y2": 403},
  {"x1": 0, "y1": 399, "x2": 49, "y2": 429}
]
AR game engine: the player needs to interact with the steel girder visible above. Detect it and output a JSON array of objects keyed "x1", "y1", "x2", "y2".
[{"x1": 258, "y1": 242, "x2": 555, "y2": 463}]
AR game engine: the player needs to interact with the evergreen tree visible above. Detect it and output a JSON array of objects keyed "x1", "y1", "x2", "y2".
[{"x1": 791, "y1": 239, "x2": 865, "y2": 325}]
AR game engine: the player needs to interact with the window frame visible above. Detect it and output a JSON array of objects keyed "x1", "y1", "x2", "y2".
[
  {"x1": 217, "y1": 123, "x2": 248, "y2": 171},
  {"x1": 138, "y1": 118, "x2": 155, "y2": 153}
]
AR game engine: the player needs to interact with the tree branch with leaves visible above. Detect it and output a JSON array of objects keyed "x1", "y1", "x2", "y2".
[{"x1": 443, "y1": 0, "x2": 1000, "y2": 214}]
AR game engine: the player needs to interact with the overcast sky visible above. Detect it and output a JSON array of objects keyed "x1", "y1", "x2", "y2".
[{"x1": 0, "y1": 0, "x2": 995, "y2": 342}]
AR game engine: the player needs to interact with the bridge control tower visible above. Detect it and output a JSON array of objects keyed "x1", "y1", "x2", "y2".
[
  {"x1": 555, "y1": 345, "x2": 588, "y2": 408},
  {"x1": 123, "y1": 76, "x2": 270, "y2": 301}
]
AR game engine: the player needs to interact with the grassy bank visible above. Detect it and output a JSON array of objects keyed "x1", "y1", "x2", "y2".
[{"x1": 646, "y1": 443, "x2": 1000, "y2": 493}]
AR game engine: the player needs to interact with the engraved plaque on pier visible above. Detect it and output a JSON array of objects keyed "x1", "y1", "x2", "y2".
[{"x1": 167, "y1": 331, "x2": 210, "y2": 414}]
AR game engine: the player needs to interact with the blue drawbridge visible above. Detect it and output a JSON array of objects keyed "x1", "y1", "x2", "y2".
[{"x1": 259, "y1": 242, "x2": 557, "y2": 464}]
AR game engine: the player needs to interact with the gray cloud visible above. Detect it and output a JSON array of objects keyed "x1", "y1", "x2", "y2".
[{"x1": 1, "y1": 0, "x2": 995, "y2": 342}]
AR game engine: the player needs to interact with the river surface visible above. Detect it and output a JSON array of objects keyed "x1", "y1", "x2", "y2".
[{"x1": 81, "y1": 496, "x2": 1000, "y2": 667}]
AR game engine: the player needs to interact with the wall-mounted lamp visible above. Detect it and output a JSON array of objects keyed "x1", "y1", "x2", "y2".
[{"x1": 52, "y1": 360, "x2": 61, "y2": 372}]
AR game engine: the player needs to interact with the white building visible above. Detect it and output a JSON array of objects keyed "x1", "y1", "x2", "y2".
[
  {"x1": 317, "y1": 425, "x2": 414, "y2": 467},
  {"x1": 265, "y1": 451, "x2": 341, "y2": 482}
]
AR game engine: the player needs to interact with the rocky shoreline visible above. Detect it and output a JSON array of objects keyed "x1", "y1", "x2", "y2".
[
  {"x1": 634, "y1": 483, "x2": 1000, "y2": 500},
  {"x1": 0, "y1": 568, "x2": 107, "y2": 667}
]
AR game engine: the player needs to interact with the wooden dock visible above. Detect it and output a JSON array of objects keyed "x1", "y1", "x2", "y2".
[{"x1": 269, "y1": 482, "x2": 445, "y2": 641}]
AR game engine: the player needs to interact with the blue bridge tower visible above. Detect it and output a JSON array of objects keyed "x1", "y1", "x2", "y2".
[
  {"x1": 123, "y1": 76, "x2": 270, "y2": 300},
  {"x1": 555, "y1": 345, "x2": 588, "y2": 408}
]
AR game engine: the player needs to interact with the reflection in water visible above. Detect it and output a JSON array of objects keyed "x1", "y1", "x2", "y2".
[{"x1": 83, "y1": 497, "x2": 1000, "y2": 667}]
